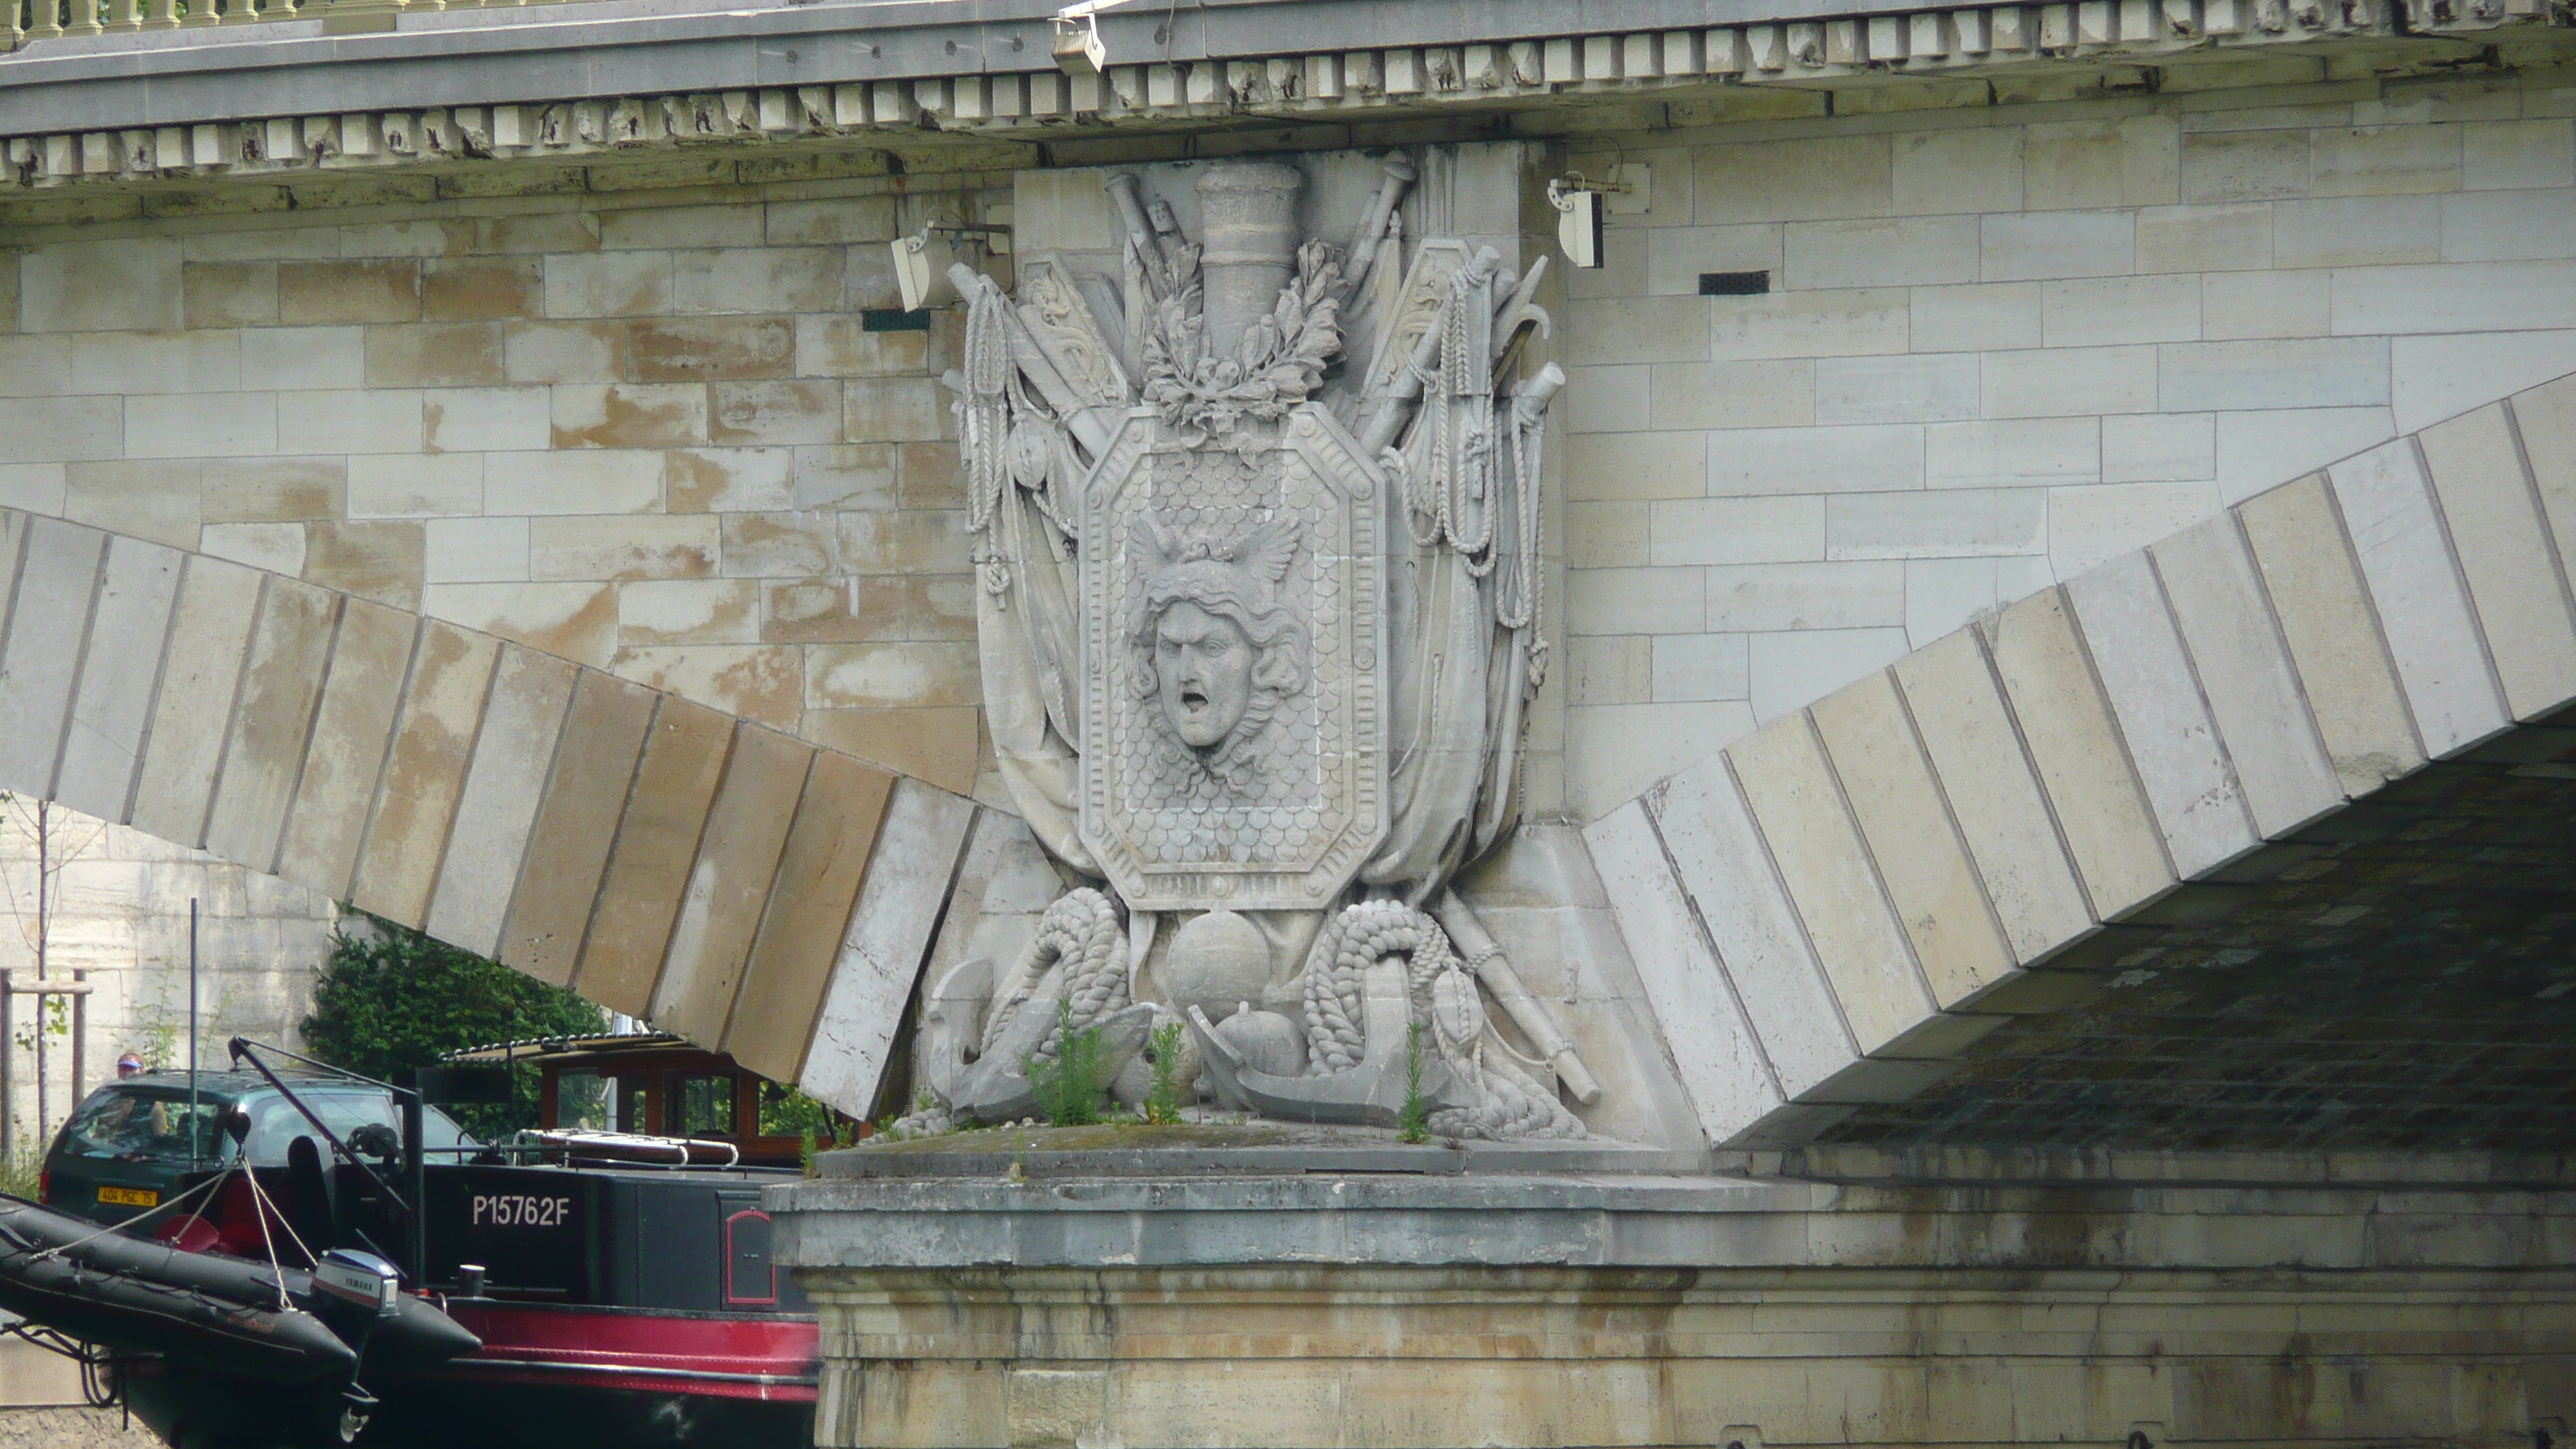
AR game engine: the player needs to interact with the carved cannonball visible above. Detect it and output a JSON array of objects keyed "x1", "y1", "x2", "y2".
[
  {"x1": 1211, "y1": 1006, "x2": 1307, "y2": 1079},
  {"x1": 1161, "y1": 909, "x2": 1272, "y2": 1025}
]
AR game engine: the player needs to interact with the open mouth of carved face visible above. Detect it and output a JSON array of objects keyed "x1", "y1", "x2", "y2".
[{"x1": 1180, "y1": 687, "x2": 1211, "y2": 712}]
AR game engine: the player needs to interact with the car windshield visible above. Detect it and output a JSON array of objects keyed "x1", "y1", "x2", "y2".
[
  {"x1": 59, "y1": 1088, "x2": 229, "y2": 1164},
  {"x1": 60, "y1": 1084, "x2": 478, "y2": 1166}
]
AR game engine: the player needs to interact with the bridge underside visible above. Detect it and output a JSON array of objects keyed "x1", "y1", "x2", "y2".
[{"x1": 1822, "y1": 715, "x2": 2576, "y2": 1153}]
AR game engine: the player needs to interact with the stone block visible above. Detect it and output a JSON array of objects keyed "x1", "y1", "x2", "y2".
[
  {"x1": 2063, "y1": 551, "x2": 2256, "y2": 877},
  {"x1": 727, "y1": 750, "x2": 896, "y2": 1083},
  {"x1": 1890, "y1": 629, "x2": 2093, "y2": 961},
  {"x1": 428, "y1": 646, "x2": 581, "y2": 959},
  {"x1": 503, "y1": 320, "x2": 634, "y2": 383},
  {"x1": 1566, "y1": 433, "x2": 1704, "y2": 503},
  {"x1": 424, "y1": 517, "x2": 530, "y2": 585},
  {"x1": 2234, "y1": 473, "x2": 2424, "y2": 797},
  {"x1": 2330, "y1": 260, "x2": 2576, "y2": 337},
  {"x1": 20, "y1": 238, "x2": 181, "y2": 333},
  {"x1": 2026, "y1": 116, "x2": 2180, "y2": 211},
  {"x1": 241, "y1": 326, "x2": 366, "y2": 393},
  {"x1": 1725, "y1": 716, "x2": 1934, "y2": 1054},
  {"x1": 277, "y1": 259, "x2": 421, "y2": 325},
  {"x1": 423, "y1": 387, "x2": 552, "y2": 454},
  {"x1": 204, "y1": 579, "x2": 340, "y2": 876},
  {"x1": 1810, "y1": 669, "x2": 2016, "y2": 1009},
  {"x1": 844, "y1": 379, "x2": 948, "y2": 444},
  {"x1": 673, "y1": 447, "x2": 798, "y2": 513},
  {"x1": 2180, "y1": 129, "x2": 2311, "y2": 204},
  {"x1": 796, "y1": 317, "x2": 931, "y2": 379},
  {"x1": 0, "y1": 398, "x2": 122, "y2": 464},
  {"x1": 2133, "y1": 202, "x2": 2271, "y2": 274},
  {"x1": 276, "y1": 599, "x2": 415, "y2": 903},
  {"x1": 1911, "y1": 283, "x2": 2040, "y2": 352},
  {"x1": 200, "y1": 457, "x2": 344, "y2": 524},
  {"x1": 351, "y1": 622, "x2": 498, "y2": 929},
  {"x1": 57, "y1": 536, "x2": 183, "y2": 824},
  {"x1": 837, "y1": 511, "x2": 968, "y2": 575},
  {"x1": 2103, "y1": 413, "x2": 2215, "y2": 484},
  {"x1": 2041, "y1": 274, "x2": 2201, "y2": 347},
  {"x1": 629, "y1": 317, "x2": 796, "y2": 381},
  {"x1": 1902, "y1": 555, "x2": 2050, "y2": 649},
  {"x1": 1704, "y1": 561, "x2": 1904, "y2": 632},
  {"x1": 1983, "y1": 587, "x2": 2174, "y2": 916},
  {"x1": 1747, "y1": 626, "x2": 1909, "y2": 724},
  {"x1": 2047, "y1": 480, "x2": 2223, "y2": 578},
  {"x1": 200, "y1": 525, "x2": 306, "y2": 577},
  {"x1": 420, "y1": 258, "x2": 543, "y2": 324},
  {"x1": 132, "y1": 557, "x2": 264, "y2": 849},
  {"x1": 714, "y1": 380, "x2": 844, "y2": 446},
  {"x1": 800, "y1": 778, "x2": 975, "y2": 1114},
  {"x1": 1782, "y1": 218, "x2": 1978, "y2": 289},
  {"x1": 2273, "y1": 196, "x2": 2439, "y2": 269},
  {"x1": 1815, "y1": 353, "x2": 1978, "y2": 425},
  {"x1": 1926, "y1": 417, "x2": 2099, "y2": 489},
  {"x1": 365, "y1": 323, "x2": 505, "y2": 389},
  {"x1": 1824, "y1": 488, "x2": 2045, "y2": 560},
  {"x1": 767, "y1": 197, "x2": 899, "y2": 246},
  {"x1": 611, "y1": 643, "x2": 803, "y2": 730},
  {"x1": 423, "y1": 581, "x2": 618, "y2": 669},
  {"x1": 649, "y1": 723, "x2": 812, "y2": 1044},
  {"x1": 2311, "y1": 122, "x2": 2461, "y2": 197},
  {"x1": 1707, "y1": 424, "x2": 1921, "y2": 497},
  {"x1": 279, "y1": 391, "x2": 428, "y2": 466},
  {"x1": 1576, "y1": 793, "x2": 1782, "y2": 1134},
  {"x1": 125, "y1": 393, "x2": 279, "y2": 461},
  {"x1": 1652, "y1": 634, "x2": 1751, "y2": 702},
  {"x1": 673, "y1": 247, "x2": 844, "y2": 315},
  {"x1": 551, "y1": 382, "x2": 710, "y2": 450},
  {"x1": 0, "y1": 337, "x2": 73, "y2": 399},
  {"x1": 765, "y1": 577, "x2": 906, "y2": 645},
  {"x1": 2418, "y1": 403, "x2": 2576, "y2": 721},
  {"x1": 64, "y1": 460, "x2": 202, "y2": 550},
  {"x1": 2463, "y1": 118, "x2": 2575, "y2": 192},
  {"x1": 495, "y1": 669, "x2": 657, "y2": 986},
  {"x1": 531, "y1": 515, "x2": 718, "y2": 583},
  {"x1": 2390, "y1": 331, "x2": 2576, "y2": 435},
  {"x1": 2327, "y1": 439, "x2": 2510, "y2": 755},
  {"x1": 303, "y1": 520, "x2": 425, "y2": 611},
  {"x1": 1893, "y1": 126, "x2": 2024, "y2": 215},
  {"x1": 723, "y1": 511, "x2": 841, "y2": 579},
  {"x1": 0, "y1": 518, "x2": 104, "y2": 798},
  {"x1": 498, "y1": 450, "x2": 665, "y2": 516},
  {"x1": 2199, "y1": 270, "x2": 2330, "y2": 343},
  {"x1": 806, "y1": 642, "x2": 978, "y2": 711},
  {"x1": 1566, "y1": 701, "x2": 1755, "y2": 820},
  {"x1": 1564, "y1": 297, "x2": 1708, "y2": 367},
  {"x1": 348, "y1": 456, "x2": 479, "y2": 518},
  {"x1": 2150, "y1": 515, "x2": 2341, "y2": 836},
  {"x1": 621, "y1": 578, "x2": 760, "y2": 646},
  {"x1": 2160, "y1": 338, "x2": 2389, "y2": 413},
  {"x1": 1643, "y1": 224, "x2": 1781, "y2": 296},
  {"x1": 601, "y1": 205, "x2": 762, "y2": 251},
  {"x1": 1568, "y1": 567, "x2": 1704, "y2": 635},
  {"x1": 543, "y1": 251, "x2": 674, "y2": 318},
  {"x1": 1979, "y1": 345, "x2": 2156, "y2": 419},
  {"x1": 1691, "y1": 135, "x2": 1892, "y2": 224},
  {"x1": 1708, "y1": 291, "x2": 1910, "y2": 363},
  {"x1": 70, "y1": 330, "x2": 240, "y2": 396},
  {"x1": 2518, "y1": 375, "x2": 2576, "y2": 594},
  {"x1": 798, "y1": 707, "x2": 980, "y2": 795},
  {"x1": 1979, "y1": 209, "x2": 2136, "y2": 282},
  {"x1": 2215, "y1": 405, "x2": 2395, "y2": 505}
]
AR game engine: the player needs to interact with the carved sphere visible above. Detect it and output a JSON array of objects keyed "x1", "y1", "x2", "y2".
[
  {"x1": 1163, "y1": 909, "x2": 1272, "y2": 1024},
  {"x1": 1211, "y1": 1005, "x2": 1307, "y2": 1080}
]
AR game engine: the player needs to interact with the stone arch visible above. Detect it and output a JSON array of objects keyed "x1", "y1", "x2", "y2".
[
  {"x1": 1590, "y1": 372, "x2": 2576, "y2": 1151},
  {"x1": 0, "y1": 505, "x2": 974, "y2": 1117}
]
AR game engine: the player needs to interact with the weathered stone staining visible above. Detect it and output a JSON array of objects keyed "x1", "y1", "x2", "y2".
[{"x1": 923, "y1": 149, "x2": 1591, "y2": 1141}]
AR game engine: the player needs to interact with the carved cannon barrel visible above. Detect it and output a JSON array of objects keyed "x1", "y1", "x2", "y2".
[{"x1": 1194, "y1": 162, "x2": 1304, "y2": 361}]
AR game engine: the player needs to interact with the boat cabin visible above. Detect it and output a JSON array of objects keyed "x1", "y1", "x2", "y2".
[{"x1": 447, "y1": 1033, "x2": 841, "y2": 1167}]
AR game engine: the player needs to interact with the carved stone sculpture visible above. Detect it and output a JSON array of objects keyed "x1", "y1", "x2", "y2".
[{"x1": 920, "y1": 152, "x2": 1590, "y2": 1141}]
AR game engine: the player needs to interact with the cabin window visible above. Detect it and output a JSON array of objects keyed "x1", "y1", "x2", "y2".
[
  {"x1": 557, "y1": 1070, "x2": 612, "y2": 1132},
  {"x1": 724, "y1": 1210, "x2": 776, "y2": 1306},
  {"x1": 670, "y1": 1073, "x2": 737, "y2": 1138},
  {"x1": 622, "y1": 1080, "x2": 649, "y2": 1136}
]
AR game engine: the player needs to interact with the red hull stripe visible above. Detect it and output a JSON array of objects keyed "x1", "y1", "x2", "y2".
[{"x1": 437, "y1": 1303, "x2": 820, "y2": 1402}]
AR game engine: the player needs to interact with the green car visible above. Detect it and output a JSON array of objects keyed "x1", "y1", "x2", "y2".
[{"x1": 39, "y1": 1070, "x2": 478, "y2": 1228}]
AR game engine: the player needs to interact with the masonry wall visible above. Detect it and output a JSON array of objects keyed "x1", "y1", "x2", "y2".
[
  {"x1": 0, "y1": 169, "x2": 1007, "y2": 800},
  {"x1": 1557, "y1": 68, "x2": 2576, "y2": 818}
]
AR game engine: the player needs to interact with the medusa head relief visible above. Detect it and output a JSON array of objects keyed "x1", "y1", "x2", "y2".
[{"x1": 1126, "y1": 515, "x2": 1309, "y2": 788}]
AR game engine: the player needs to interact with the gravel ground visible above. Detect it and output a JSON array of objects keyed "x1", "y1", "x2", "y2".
[{"x1": 0, "y1": 1406, "x2": 162, "y2": 1447}]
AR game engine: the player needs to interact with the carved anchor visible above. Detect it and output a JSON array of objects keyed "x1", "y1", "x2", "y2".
[{"x1": 1187, "y1": 961, "x2": 1476, "y2": 1129}]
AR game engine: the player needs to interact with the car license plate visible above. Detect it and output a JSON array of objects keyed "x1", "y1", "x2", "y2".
[{"x1": 96, "y1": 1187, "x2": 157, "y2": 1208}]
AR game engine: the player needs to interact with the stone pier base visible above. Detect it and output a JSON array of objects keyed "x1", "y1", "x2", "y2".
[{"x1": 772, "y1": 1143, "x2": 2576, "y2": 1449}]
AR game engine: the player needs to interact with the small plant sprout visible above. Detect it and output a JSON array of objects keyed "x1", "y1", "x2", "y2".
[
  {"x1": 1144, "y1": 1019, "x2": 1187, "y2": 1125},
  {"x1": 1398, "y1": 1023, "x2": 1430, "y2": 1145}
]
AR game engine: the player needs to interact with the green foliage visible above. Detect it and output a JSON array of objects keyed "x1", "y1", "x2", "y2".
[
  {"x1": 1142, "y1": 1019, "x2": 1187, "y2": 1125},
  {"x1": 300, "y1": 912, "x2": 604, "y2": 1139},
  {"x1": 1024, "y1": 999, "x2": 1109, "y2": 1127},
  {"x1": 0, "y1": 1144, "x2": 40, "y2": 1201},
  {"x1": 1398, "y1": 1023, "x2": 1430, "y2": 1145}
]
